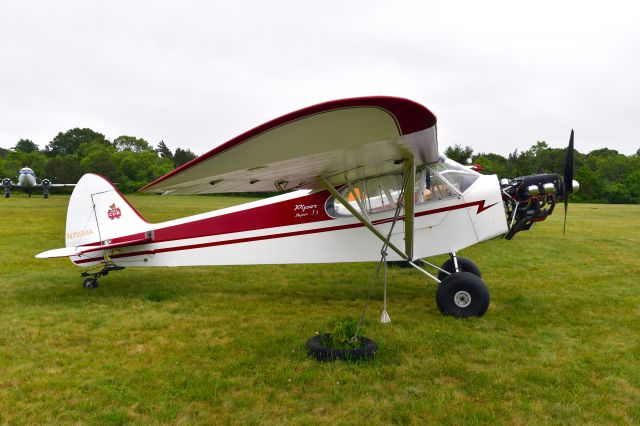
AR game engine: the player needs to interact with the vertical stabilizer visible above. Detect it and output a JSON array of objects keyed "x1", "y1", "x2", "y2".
[{"x1": 65, "y1": 174, "x2": 149, "y2": 248}]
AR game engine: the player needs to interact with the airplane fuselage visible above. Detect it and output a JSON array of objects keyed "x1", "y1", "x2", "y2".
[
  {"x1": 59, "y1": 165, "x2": 508, "y2": 268},
  {"x1": 18, "y1": 168, "x2": 37, "y2": 189}
]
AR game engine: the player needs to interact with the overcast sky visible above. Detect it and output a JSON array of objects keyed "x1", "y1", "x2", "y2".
[{"x1": 1, "y1": 0, "x2": 638, "y2": 157}]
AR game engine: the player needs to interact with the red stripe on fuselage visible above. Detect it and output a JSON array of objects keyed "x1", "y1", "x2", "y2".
[
  {"x1": 73, "y1": 199, "x2": 497, "y2": 265},
  {"x1": 153, "y1": 191, "x2": 333, "y2": 243}
]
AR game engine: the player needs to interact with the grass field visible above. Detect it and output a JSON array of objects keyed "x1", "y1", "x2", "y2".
[{"x1": 1, "y1": 194, "x2": 639, "y2": 424}]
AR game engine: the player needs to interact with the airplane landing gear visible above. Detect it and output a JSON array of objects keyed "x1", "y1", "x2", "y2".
[
  {"x1": 83, "y1": 277, "x2": 98, "y2": 288},
  {"x1": 406, "y1": 253, "x2": 489, "y2": 317},
  {"x1": 436, "y1": 271, "x2": 490, "y2": 317},
  {"x1": 437, "y1": 255, "x2": 481, "y2": 280},
  {"x1": 81, "y1": 261, "x2": 125, "y2": 289}
]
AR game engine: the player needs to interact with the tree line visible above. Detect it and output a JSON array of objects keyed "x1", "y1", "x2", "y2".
[
  {"x1": 0, "y1": 128, "x2": 197, "y2": 193},
  {"x1": 445, "y1": 142, "x2": 640, "y2": 204},
  {"x1": 2, "y1": 128, "x2": 639, "y2": 203}
]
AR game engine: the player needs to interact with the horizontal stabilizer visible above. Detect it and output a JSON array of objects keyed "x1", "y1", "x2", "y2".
[
  {"x1": 36, "y1": 246, "x2": 101, "y2": 259},
  {"x1": 36, "y1": 235, "x2": 153, "y2": 259}
]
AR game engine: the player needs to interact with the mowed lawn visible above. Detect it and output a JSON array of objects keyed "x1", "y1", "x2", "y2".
[{"x1": 0, "y1": 194, "x2": 638, "y2": 425}]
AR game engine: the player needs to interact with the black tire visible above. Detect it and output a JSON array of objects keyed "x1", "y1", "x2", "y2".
[
  {"x1": 437, "y1": 256, "x2": 481, "y2": 281},
  {"x1": 83, "y1": 277, "x2": 98, "y2": 289},
  {"x1": 305, "y1": 334, "x2": 378, "y2": 362},
  {"x1": 436, "y1": 272, "x2": 489, "y2": 317}
]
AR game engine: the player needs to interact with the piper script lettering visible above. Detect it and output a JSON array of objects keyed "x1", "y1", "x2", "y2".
[{"x1": 294, "y1": 204, "x2": 319, "y2": 218}]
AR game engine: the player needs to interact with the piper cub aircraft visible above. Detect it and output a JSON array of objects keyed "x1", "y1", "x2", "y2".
[
  {"x1": 3, "y1": 167, "x2": 75, "y2": 198},
  {"x1": 37, "y1": 96, "x2": 578, "y2": 318}
]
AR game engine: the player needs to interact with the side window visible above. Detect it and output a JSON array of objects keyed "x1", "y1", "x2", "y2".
[
  {"x1": 326, "y1": 174, "x2": 403, "y2": 218},
  {"x1": 325, "y1": 163, "x2": 470, "y2": 218},
  {"x1": 414, "y1": 166, "x2": 457, "y2": 204},
  {"x1": 432, "y1": 159, "x2": 480, "y2": 193}
]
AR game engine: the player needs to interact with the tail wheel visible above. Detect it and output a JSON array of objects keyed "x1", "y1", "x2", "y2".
[
  {"x1": 437, "y1": 256, "x2": 481, "y2": 281},
  {"x1": 83, "y1": 277, "x2": 98, "y2": 289},
  {"x1": 436, "y1": 272, "x2": 489, "y2": 317}
]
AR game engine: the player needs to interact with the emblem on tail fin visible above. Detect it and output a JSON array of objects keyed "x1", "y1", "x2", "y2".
[{"x1": 108, "y1": 203, "x2": 122, "y2": 220}]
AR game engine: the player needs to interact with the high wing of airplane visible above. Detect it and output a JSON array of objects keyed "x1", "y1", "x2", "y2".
[
  {"x1": 36, "y1": 96, "x2": 578, "y2": 318},
  {"x1": 2, "y1": 167, "x2": 76, "y2": 198}
]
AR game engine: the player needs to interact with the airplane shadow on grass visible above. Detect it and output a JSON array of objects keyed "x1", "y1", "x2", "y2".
[{"x1": 15, "y1": 263, "x2": 434, "y2": 308}]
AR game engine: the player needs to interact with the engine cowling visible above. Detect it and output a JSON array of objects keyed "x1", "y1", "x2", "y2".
[
  {"x1": 501, "y1": 173, "x2": 578, "y2": 239},
  {"x1": 501, "y1": 173, "x2": 562, "y2": 240},
  {"x1": 41, "y1": 179, "x2": 51, "y2": 198},
  {"x1": 2, "y1": 178, "x2": 11, "y2": 198}
]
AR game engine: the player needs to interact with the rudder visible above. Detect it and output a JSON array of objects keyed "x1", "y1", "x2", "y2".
[{"x1": 65, "y1": 174, "x2": 149, "y2": 248}]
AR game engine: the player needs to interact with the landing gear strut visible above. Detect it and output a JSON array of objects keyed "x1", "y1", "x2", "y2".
[
  {"x1": 411, "y1": 252, "x2": 490, "y2": 317},
  {"x1": 81, "y1": 261, "x2": 125, "y2": 289},
  {"x1": 437, "y1": 253, "x2": 482, "y2": 281}
]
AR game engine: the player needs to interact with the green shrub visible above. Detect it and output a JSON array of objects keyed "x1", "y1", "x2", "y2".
[{"x1": 320, "y1": 317, "x2": 363, "y2": 349}]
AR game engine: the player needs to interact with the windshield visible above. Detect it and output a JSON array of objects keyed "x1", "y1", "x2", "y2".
[{"x1": 432, "y1": 157, "x2": 480, "y2": 193}]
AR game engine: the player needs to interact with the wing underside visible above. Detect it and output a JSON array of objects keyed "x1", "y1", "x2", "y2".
[{"x1": 141, "y1": 97, "x2": 438, "y2": 195}]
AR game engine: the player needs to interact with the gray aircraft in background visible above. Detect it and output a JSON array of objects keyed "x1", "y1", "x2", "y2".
[{"x1": 2, "y1": 167, "x2": 75, "y2": 198}]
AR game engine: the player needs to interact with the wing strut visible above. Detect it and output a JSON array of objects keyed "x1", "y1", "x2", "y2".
[
  {"x1": 319, "y1": 177, "x2": 409, "y2": 261},
  {"x1": 320, "y1": 158, "x2": 416, "y2": 262},
  {"x1": 403, "y1": 159, "x2": 415, "y2": 259},
  {"x1": 320, "y1": 163, "x2": 440, "y2": 282}
]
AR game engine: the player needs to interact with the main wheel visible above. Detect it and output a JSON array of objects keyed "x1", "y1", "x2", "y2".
[
  {"x1": 437, "y1": 256, "x2": 481, "y2": 281},
  {"x1": 83, "y1": 277, "x2": 98, "y2": 289},
  {"x1": 436, "y1": 272, "x2": 489, "y2": 317}
]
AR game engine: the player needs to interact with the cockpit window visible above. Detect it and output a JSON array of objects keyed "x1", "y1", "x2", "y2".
[
  {"x1": 433, "y1": 157, "x2": 480, "y2": 193},
  {"x1": 415, "y1": 166, "x2": 458, "y2": 203},
  {"x1": 325, "y1": 159, "x2": 478, "y2": 218},
  {"x1": 326, "y1": 174, "x2": 404, "y2": 217}
]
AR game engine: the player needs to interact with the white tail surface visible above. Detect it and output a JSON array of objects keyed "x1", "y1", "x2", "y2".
[{"x1": 65, "y1": 174, "x2": 149, "y2": 248}]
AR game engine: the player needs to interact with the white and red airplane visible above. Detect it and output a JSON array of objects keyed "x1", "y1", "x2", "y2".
[
  {"x1": 3, "y1": 167, "x2": 75, "y2": 198},
  {"x1": 36, "y1": 96, "x2": 577, "y2": 317}
]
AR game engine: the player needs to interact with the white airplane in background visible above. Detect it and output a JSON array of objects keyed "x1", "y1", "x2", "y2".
[
  {"x1": 37, "y1": 96, "x2": 578, "y2": 319},
  {"x1": 2, "y1": 167, "x2": 75, "y2": 198}
]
